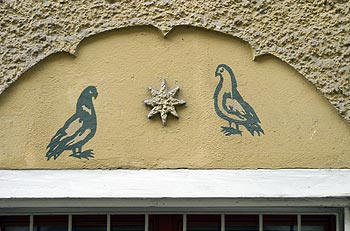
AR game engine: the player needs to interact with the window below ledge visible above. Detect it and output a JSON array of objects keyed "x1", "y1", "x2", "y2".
[{"x1": 0, "y1": 213, "x2": 338, "y2": 231}]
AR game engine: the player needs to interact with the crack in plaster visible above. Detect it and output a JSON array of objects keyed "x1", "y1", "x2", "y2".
[{"x1": 0, "y1": 0, "x2": 349, "y2": 123}]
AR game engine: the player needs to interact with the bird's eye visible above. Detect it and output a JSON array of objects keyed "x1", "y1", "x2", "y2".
[
  {"x1": 89, "y1": 90, "x2": 93, "y2": 94},
  {"x1": 220, "y1": 68, "x2": 224, "y2": 72}
]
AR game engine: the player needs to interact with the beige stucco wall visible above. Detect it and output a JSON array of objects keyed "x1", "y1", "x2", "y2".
[{"x1": 0, "y1": 27, "x2": 349, "y2": 169}]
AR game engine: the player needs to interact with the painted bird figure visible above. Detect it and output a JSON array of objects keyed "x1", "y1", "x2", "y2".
[
  {"x1": 213, "y1": 64, "x2": 264, "y2": 136},
  {"x1": 46, "y1": 86, "x2": 98, "y2": 160}
]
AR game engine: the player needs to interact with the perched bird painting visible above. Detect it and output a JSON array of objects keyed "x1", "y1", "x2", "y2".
[
  {"x1": 213, "y1": 64, "x2": 264, "y2": 136},
  {"x1": 46, "y1": 86, "x2": 98, "y2": 160}
]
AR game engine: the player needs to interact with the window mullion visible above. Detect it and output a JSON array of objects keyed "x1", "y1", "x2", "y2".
[
  {"x1": 221, "y1": 214, "x2": 225, "y2": 231},
  {"x1": 107, "y1": 214, "x2": 111, "y2": 231},
  {"x1": 297, "y1": 214, "x2": 301, "y2": 231},
  {"x1": 30, "y1": 215, "x2": 34, "y2": 231},
  {"x1": 145, "y1": 214, "x2": 149, "y2": 231},
  {"x1": 68, "y1": 214, "x2": 72, "y2": 231},
  {"x1": 259, "y1": 214, "x2": 263, "y2": 231},
  {"x1": 183, "y1": 214, "x2": 187, "y2": 231},
  {"x1": 345, "y1": 208, "x2": 350, "y2": 231}
]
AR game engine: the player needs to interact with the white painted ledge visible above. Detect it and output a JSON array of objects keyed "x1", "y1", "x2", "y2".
[{"x1": 0, "y1": 169, "x2": 350, "y2": 199}]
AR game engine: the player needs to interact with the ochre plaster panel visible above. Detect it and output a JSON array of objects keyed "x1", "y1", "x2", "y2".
[
  {"x1": 0, "y1": 1, "x2": 349, "y2": 123},
  {"x1": 0, "y1": 27, "x2": 349, "y2": 169}
]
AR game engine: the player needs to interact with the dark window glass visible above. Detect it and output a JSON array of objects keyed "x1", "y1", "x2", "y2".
[
  {"x1": 0, "y1": 216, "x2": 29, "y2": 231},
  {"x1": 187, "y1": 215, "x2": 220, "y2": 231},
  {"x1": 226, "y1": 215, "x2": 259, "y2": 231},
  {"x1": 111, "y1": 215, "x2": 144, "y2": 231},
  {"x1": 301, "y1": 215, "x2": 336, "y2": 231},
  {"x1": 72, "y1": 215, "x2": 107, "y2": 231},
  {"x1": 263, "y1": 215, "x2": 297, "y2": 231},
  {"x1": 34, "y1": 215, "x2": 68, "y2": 231},
  {"x1": 149, "y1": 215, "x2": 182, "y2": 231}
]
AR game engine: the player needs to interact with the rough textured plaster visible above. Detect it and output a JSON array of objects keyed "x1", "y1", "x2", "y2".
[{"x1": 0, "y1": 0, "x2": 349, "y2": 122}]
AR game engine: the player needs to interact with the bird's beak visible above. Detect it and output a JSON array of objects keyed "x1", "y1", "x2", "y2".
[
  {"x1": 94, "y1": 92, "x2": 98, "y2": 99},
  {"x1": 215, "y1": 71, "x2": 220, "y2": 77}
]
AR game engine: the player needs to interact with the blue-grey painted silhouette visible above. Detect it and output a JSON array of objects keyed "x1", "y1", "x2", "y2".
[
  {"x1": 213, "y1": 64, "x2": 264, "y2": 136},
  {"x1": 46, "y1": 86, "x2": 98, "y2": 160}
]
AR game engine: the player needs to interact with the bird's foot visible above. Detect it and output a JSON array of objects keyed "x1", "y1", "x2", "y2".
[
  {"x1": 70, "y1": 149, "x2": 95, "y2": 160},
  {"x1": 221, "y1": 126, "x2": 242, "y2": 136}
]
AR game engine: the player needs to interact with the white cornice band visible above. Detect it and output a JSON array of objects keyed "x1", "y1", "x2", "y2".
[{"x1": 1, "y1": 169, "x2": 350, "y2": 199}]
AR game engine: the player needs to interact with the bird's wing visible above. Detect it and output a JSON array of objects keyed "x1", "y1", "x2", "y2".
[
  {"x1": 240, "y1": 101, "x2": 261, "y2": 123},
  {"x1": 222, "y1": 92, "x2": 246, "y2": 120},
  {"x1": 240, "y1": 100, "x2": 264, "y2": 136},
  {"x1": 66, "y1": 128, "x2": 92, "y2": 146},
  {"x1": 47, "y1": 116, "x2": 83, "y2": 149}
]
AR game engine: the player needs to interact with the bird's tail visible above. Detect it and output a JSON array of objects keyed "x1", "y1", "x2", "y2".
[
  {"x1": 245, "y1": 122, "x2": 264, "y2": 136},
  {"x1": 46, "y1": 142, "x2": 65, "y2": 160}
]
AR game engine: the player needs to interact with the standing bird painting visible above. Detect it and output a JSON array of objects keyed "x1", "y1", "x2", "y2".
[
  {"x1": 213, "y1": 64, "x2": 264, "y2": 136},
  {"x1": 46, "y1": 86, "x2": 98, "y2": 160}
]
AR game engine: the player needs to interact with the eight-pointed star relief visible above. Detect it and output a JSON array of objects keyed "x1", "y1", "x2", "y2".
[{"x1": 144, "y1": 79, "x2": 186, "y2": 126}]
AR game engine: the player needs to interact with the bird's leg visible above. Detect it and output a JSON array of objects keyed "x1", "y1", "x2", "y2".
[
  {"x1": 70, "y1": 147, "x2": 82, "y2": 159},
  {"x1": 70, "y1": 146, "x2": 94, "y2": 160},
  {"x1": 71, "y1": 148, "x2": 79, "y2": 155},
  {"x1": 79, "y1": 149, "x2": 95, "y2": 160},
  {"x1": 221, "y1": 122, "x2": 242, "y2": 136}
]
